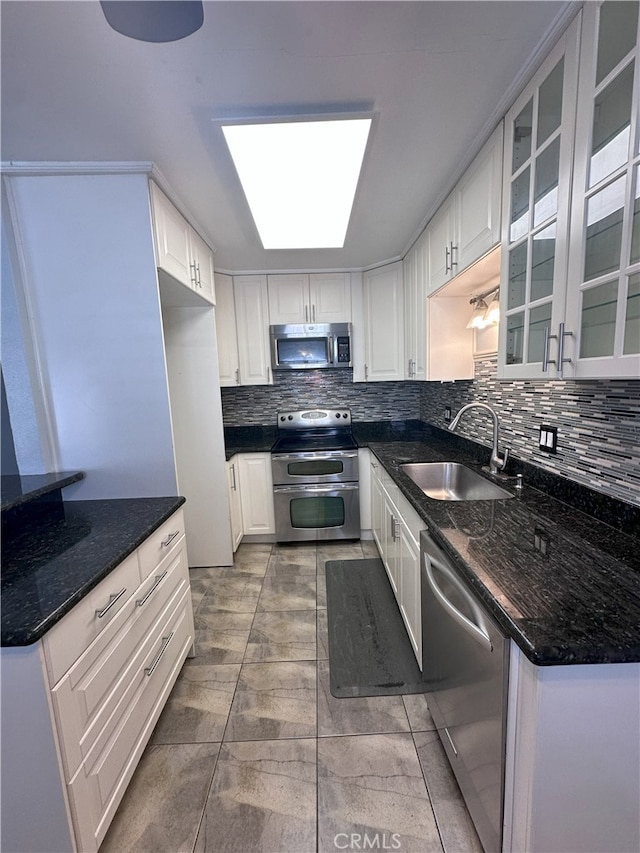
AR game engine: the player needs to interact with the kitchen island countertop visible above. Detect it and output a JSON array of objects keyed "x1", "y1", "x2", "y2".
[{"x1": 1, "y1": 495, "x2": 186, "y2": 646}]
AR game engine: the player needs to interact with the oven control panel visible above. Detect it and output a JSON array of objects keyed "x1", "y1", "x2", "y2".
[{"x1": 276, "y1": 409, "x2": 352, "y2": 429}]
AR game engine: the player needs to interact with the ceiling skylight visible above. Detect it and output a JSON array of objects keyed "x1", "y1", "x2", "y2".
[{"x1": 221, "y1": 118, "x2": 372, "y2": 250}]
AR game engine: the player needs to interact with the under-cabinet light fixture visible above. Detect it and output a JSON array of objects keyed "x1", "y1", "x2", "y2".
[
  {"x1": 467, "y1": 287, "x2": 500, "y2": 329},
  {"x1": 221, "y1": 117, "x2": 372, "y2": 249}
]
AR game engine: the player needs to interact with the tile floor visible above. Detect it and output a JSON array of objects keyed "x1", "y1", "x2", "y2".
[{"x1": 100, "y1": 541, "x2": 483, "y2": 853}]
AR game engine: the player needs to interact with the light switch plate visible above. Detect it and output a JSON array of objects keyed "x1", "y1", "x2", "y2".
[{"x1": 539, "y1": 424, "x2": 558, "y2": 453}]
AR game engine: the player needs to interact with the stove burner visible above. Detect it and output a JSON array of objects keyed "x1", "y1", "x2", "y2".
[{"x1": 271, "y1": 408, "x2": 357, "y2": 453}]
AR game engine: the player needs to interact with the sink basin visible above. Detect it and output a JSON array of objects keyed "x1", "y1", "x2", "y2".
[{"x1": 401, "y1": 462, "x2": 513, "y2": 501}]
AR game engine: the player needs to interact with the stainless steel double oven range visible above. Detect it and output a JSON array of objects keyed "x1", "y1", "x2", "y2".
[{"x1": 271, "y1": 408, "x2": 360, "y2": 542}]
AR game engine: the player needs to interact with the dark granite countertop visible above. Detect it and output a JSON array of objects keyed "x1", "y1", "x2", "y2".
[
  {"x1": 224, "y1": 424, "x2": 278, "y2": 459},
  {"x1": 365, "y1": 436, "x2": 640, "y2": 666},
  {"x1": 1, "y1": 496, "x2": 186, "y2": 646},
  {"x1": 1, "y1": 470, "x2": 85, "y2": 511},
  {"x1": 221, "y1": 418, "x2": 639, "y2": 666}
]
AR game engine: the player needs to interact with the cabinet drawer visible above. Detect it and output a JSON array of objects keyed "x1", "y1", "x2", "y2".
[
  {"x1": 67, "y1": 589, "x2": 194, "y2": 853},
  {"x1": 138, "y1": 509, "x2": 186, "y2": 581},
  {"x1": 44, "y1": 552, "x2": 141, "y2": 686},
  {"x1": 51, "y1": 540, "x2": 189, "y2": 779}
]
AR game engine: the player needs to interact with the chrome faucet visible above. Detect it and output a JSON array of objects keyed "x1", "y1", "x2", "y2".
[{"x1": 448, "y1": 402, "x2": 509, "y2": 476}]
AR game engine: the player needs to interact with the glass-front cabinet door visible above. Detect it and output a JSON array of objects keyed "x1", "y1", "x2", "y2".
[
  {"x1": 498, "y1": 15, "x2": 581, "y2": 379},
  {"x1": 564, "y1": 0, "x2": 640, "y2": 378}
]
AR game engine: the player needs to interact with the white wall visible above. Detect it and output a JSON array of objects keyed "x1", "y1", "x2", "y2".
[{"x1": 5, "y1": 173, "x2": 177, "y2": 498}]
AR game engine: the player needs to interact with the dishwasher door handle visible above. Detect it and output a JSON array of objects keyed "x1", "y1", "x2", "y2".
[{"x1": 423, "y1": 552, "x2": 493, "y2": 651}]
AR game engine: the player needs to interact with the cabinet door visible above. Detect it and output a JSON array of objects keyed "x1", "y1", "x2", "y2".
[
  {"x1": 427, "y1": 194, "x2": 456, "y2": 293},
  {"x1": 309, "y1": 273, "x2": 351, "y2": 323},
  {"x1": 150, "y1": 183, "x2": 192, "y2": 288},
  {"x1": 404, "y1": 232, "x2": 428, "y2": 380},
  {"x1": 189, "y1": 230, "x2": 215, "y2": 304},
  {"x1": 227, "y1": 457, "x2": 244, "y2": 551},
  {"x1": 564, "y1": 0, "x2": 640, "y2": 378},
  {"x1": 237, "y1": 453, "x2": 275, "y2": 535},
  {"x1": 498, "y1": 16, "x2": 581, "y2": 379},
  {"x1": 267, "y1": 274, "x2": 309, "y2": 324},
  {"x1": 363, "y1": 262, "x2": 404, "y2": 381},
  {"x1": 370, "y1": 458, "x2": 384, "y2": 556},
  {"x1": 234, "y1": 275, "x2": 272, "y2": 385},
  {"x1": 214, "y1": 273, "x2": 240, "y2": 386},
  {"x1": 397, "y1": 519, "x2": 421, "y2": 669},
  {"x1": 456, "y1": 123, "x2": 504, "y2": 271},
  {"x1": 382, "y1": 494, "x2": 399, "y2": 598}
]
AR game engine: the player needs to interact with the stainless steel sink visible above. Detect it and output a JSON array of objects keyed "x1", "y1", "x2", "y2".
[{"x1": 401, "y1": 462, "x2": 513, "y2": 501}]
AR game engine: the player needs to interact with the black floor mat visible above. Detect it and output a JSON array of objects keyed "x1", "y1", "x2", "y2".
[{"x1": 325, "y1": 558, "x2": 428, "y2": 697}]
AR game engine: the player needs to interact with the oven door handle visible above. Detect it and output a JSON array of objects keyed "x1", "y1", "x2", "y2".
[
  {"x1": 273, "y1": 483, "x2": 359, "y2": 493},
  {"x1": 271, "y1": 451, "x2": 358, "y2": 461}
]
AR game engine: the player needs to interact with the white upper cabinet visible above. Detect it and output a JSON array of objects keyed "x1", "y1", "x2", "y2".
[
  {"x1": 498, "y1": 15, "x2": 581, "y2": 379},
  {"x1": 363, "y1": 262, "x2": 404, "y2": 382},
  {"x1": 403, "y1": 230, "x2": 428, "y2": 380},
  {"x1": 564, "y1": 0, "x2": 640, "y2": 378},
  {"x1": 427, "y1": 193, "x2": 457, "y2": 293},
  {"x1": 427, "y1": 123, "x2": 504, "y2": 294},
  {"x1": 267, "y1": 272, "x2": 351, "y2": 324},
  {"x1": 233, "y1": 275, "x2": 273, "y2": 385},
  {"x1": 456, "y1": 123, "x2": 504, "y2": 272},
  {"x1": 189, "y1": 229, "x2": 215, "y2": 303},
  {"x1": 214, "y1": 273, "x2": 240, "y2": 387},
  {"x1": 499, "y1": 6, "x2": 639, "y2": 380},
  {"x1": 150, "y1": 181, "x2": 215, "y2": 305}
]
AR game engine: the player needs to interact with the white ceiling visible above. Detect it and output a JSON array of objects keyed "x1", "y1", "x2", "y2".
[{"x1": 1, "y1": 0, "x2": 578, "y2": 272}]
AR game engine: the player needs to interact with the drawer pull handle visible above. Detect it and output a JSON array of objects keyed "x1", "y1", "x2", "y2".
[
  {"x1": 161, "y1": 530, "x2": 180, "y2": 548},
  {"x1": 136, "y1": 570, "x2": 168, "y2": 607},
  {"x1": 95, "y1": 587, "x2": 127, "y2": 618},
  {"x1": 145, "y1": 631, "x2": 174, "y2": 677}
]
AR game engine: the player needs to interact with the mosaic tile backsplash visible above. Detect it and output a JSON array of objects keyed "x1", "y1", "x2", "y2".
[{"x1": 220, "y1": 357, "x2": 640, "y2": 506}]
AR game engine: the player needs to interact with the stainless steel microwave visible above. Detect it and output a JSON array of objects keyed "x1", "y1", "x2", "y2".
[{"x1": 270, "y1": 323, "x2": 352, "y2": 370}]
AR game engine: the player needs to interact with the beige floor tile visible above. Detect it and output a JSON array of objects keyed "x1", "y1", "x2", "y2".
[
  {"x1": 317, "y1": 607, "x2": 329, "y2": 660},
  {"x1": 257, "y1": 575, "x2": 316, "y2": 611},
  {"x1": 317, "y1": 660, "x2": 410, "y2": 737},
  {"x1": 195, "y1": 738, "x2": 317, "y2": 853},
  {"x1": 317, "y1": 732, "x2": 443, "y2": 852},
  {"x1": 100, "y1": 742, "x2": 220, "y2": 853},
  {"x1": 266, "y1": 544, "x2": 318, "y2": 575},
  {"x1": 403, "y1": 693, "x2": 437, "y2": 732},
  {"x1": 224, "y1": 660, "x2": 317, "y2": 742},
  {"x1": 152, "y1": 662, "x2": 241, "y2": 744},
  {"x1": 413, "y1": 730, "x2": 484, "y2": 853},
  {"x1": 245, "y1": 609, "x2": 316, "y2": 662}
]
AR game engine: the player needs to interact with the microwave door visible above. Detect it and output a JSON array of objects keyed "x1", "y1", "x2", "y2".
[{"x1": 275, "y1": 335, "x2": 330, "y2": 368}]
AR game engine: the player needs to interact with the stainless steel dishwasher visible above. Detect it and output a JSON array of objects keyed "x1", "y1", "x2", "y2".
[{"x1": 420, "y1": 529, "x2": 509, "y2": 853}]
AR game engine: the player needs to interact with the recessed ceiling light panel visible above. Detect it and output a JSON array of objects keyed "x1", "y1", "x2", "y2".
[{"x1": 222, "y1": 118, "x2": 372, "y2": 249}]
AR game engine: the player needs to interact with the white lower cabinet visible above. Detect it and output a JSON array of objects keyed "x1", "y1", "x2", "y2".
[
  {"x1": 1, "y1": 509, "x2": 195, "y2": 853},
  {"x1": 227, "y1": 456, "x2": 244, "y2": 551},
  {"x1": 504, "y1": 648, "x2": 640, "y2": 853},
  {"x1": 370, "y1": 455, "x2": 422, "y2": 667},
  {"x1": 237, "y1": 453, "x2": 276, "y2": 536}
]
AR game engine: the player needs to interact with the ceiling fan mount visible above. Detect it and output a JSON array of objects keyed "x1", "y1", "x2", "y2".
[{"x1": 99, "y1": 1, "x2": 204, "y2": 43}]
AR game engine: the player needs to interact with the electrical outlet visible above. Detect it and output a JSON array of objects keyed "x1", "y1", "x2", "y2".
[
  {"x1": 539, "y1": 424, "x2": 558, "y2": 453},
  {"x1": 445, "y1": 406, "x2": 451, "y2": 423}
]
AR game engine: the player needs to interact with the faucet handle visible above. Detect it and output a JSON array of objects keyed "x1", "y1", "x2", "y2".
[{"x1": 492, "y1": 446, "x2": 509, "y2": 473}]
